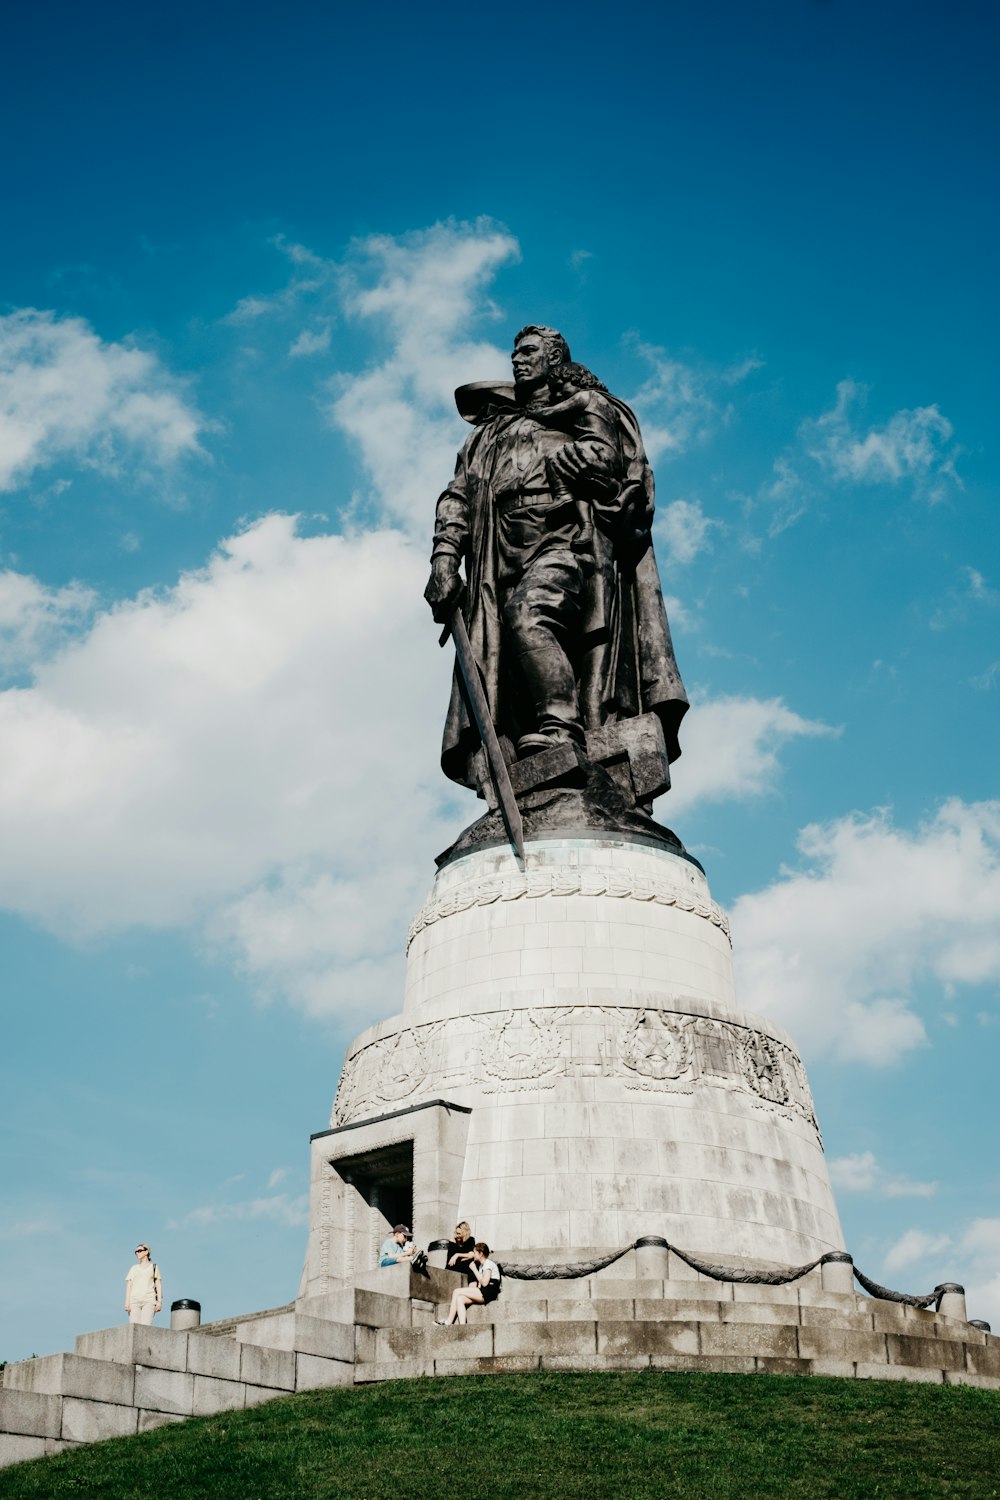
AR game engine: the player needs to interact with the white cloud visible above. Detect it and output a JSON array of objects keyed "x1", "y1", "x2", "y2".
[
  {"x1": 883, "y1": 1228, "x2": 953, "y2": 1275},
  {"x1": 626, "y1": 341, "x2": 721, "y2": 465},
  {"x1": 930, "y1": 565, "x2": 1000, "y2": 631},
  {"x1": 0, "y1": 569, "x2": 96, "y2": 677},
  {"x1": 801, "y1": 379, "x2": 960, "y2": 499},
  {"x1": 169, "y1": 1192, "x2": 309, "y2": 1230},
  {"x1": 0, "y1": 514, "x2": 458, "y2": 968},
  {"x1": 222, "y1": 237, "x2": 334, "y2": 327},
  {"x1": 0, "y1": 1216, "x2": 60, "y2": 1240},
  {"x1": 829, "y1": 1150, "x2": 937, "y2": 1198},
  {"x1": 881, "y1": 1218, "x2": 1000, "y2": 1328},
  {"x1": 288, "y1": 325, "x2": 331, "y2": 359},
  {"x1": 0, "y1": 308, "x2": 203, "y2": 490},
  {"x1": 757, "y1": 456, "x2": 812, "y2": 537},
  {"x1": 970, "y1": 661, "x2": 1000, "y2": 691},
  {"x1": 656, "y1": 498, "x2": 714, "y2": 566},
  {"x1": 732, "y1": 799, "x2": 1000, "y2": 1065},
  {"x1": 668, "y1": 695, "x2": 836, "y2": 816},
  {"x1": 329, "y1": 219, "x2": 519, "y2": 532}
]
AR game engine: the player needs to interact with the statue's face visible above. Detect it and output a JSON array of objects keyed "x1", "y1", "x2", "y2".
[{"x1": 512, "y1": 334, "x2": 551, "y2": 387}]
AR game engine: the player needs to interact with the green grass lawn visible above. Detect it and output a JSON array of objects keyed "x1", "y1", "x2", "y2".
[{"x1": 2, "y1": 1372, "x2": 998, "y2": 1499}]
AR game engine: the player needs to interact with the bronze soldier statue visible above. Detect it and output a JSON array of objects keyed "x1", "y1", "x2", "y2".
[{"x1": 425, "y1": 325, "x2": 688, "y2": 853}]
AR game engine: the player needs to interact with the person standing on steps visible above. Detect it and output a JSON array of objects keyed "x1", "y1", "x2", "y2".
[{"x1": 125, "y1": 1243, "x2": 162, "y2": 1324}]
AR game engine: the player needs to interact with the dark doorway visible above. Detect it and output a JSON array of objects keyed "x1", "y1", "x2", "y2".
[{"x1": 332, "y1": 1138, "x2": 414, "y2": 1236}]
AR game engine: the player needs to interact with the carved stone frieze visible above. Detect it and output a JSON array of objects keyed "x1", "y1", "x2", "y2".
[
  {"x1": 739, "y1": 1030, "x2": 790, "y2": 1106},
  {"x1": 480, "y1": 1008, "x2": 569, "y2": 1082},
  {"x1": 618, "y1": 1009, "x2": 694, "y2": 1081},
  {"x1": 332, "y1": 1002, "x2": 821, "y2": 1138},
  {"x1": 407, "y1": 866, "x2": 731, "y2": 950},
  {"x1": 333, "y1": 1022, "x2": 444, "y2": 1124}
]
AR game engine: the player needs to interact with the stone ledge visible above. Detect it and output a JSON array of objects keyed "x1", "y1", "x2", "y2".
[
  {"x1": 3, "y1": 1353, "x2": 134, "y2": 1407},
  {"x1": 138, "y1": 1409, "x2": 187, "y2": 1433},
  {"x1": 0, "y1": 1433, "x2": 68, "y2": 1469},
  {"x1": 295, "y1": 1354, "x2": 354, "y2": 1391},
  {"x1": 133, "y1": 1366, "x2": 194, "y2": 1417},
  {"x1": 76, "y1": 1325, "x2": 188, "y2": 1372},
  {"x1": 191, "y1": 1375, "x2": 247, "y2": 1417},
  {"x1": 62, "y1": 1397, "x2": 138, "y2": 1444},
  {"x1": 0, "y1": 1388, "x2": 62, "y2": 1440}
]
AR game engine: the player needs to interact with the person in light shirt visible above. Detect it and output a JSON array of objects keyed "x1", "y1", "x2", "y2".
[
  {"x1": 437, "y1": 1242, "x2": 502, "y2": 1325},
  {"x1": 379, "y1": 1224, "x2": 416, "y2": 1268},
  {"x1": 125, "y1": 1244, "x2": 162, "y2": 1324}
]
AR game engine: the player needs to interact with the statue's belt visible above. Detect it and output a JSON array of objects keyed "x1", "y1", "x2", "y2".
[{"x1": 495, "y1": 487, "x2": 570, "y2": 512}]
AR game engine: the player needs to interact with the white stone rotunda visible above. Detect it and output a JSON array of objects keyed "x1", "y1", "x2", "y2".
[{"x1": 301, "y1": 826, "x2": 844, "y2": 1293}]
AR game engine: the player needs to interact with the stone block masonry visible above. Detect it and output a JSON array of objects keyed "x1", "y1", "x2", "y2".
[
  {"x1": 304, "y1": 836, "x2": 845, "y2": 1301},
  {"x1": 2, "y1": 1260, "x2": 998, "y2": 1471}
]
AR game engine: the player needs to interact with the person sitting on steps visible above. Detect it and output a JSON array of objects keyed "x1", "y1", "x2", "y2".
[
  {"x1": 437, "y1": 1242, "x2": 502, "y2": 1325},
  {"x1": 446, "y1": 1220, "x2": 477, "y2": 1281},
  {"x1": 378, "y1": 1224, "x2": 415, "y2": 1268}
]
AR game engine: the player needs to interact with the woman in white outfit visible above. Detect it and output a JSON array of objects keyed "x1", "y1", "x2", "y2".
[{"x1": 125, "y1": 1243, "x2": 162, "y2": 1324}]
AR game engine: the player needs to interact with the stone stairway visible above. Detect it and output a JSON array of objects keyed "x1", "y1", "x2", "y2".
[
  {"x1": 2, "y1": 1261, "x2": 997, "y2": 1470},
  {"x1": 358, "y1": 1272, "x2": 1000, "y2": 1387}
]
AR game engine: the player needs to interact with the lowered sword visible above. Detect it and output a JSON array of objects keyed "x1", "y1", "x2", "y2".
[{"x1": 439, "y1": 603, "x2": 525, "y2": 863}]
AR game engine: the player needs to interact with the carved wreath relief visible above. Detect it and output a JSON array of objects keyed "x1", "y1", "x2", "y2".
[{"x1": 332, "y1": 1004, "x2": 819, "y2": 1138}]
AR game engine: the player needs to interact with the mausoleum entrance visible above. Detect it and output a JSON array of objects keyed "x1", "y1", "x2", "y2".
[{"x1": 333, "y1": 1140, "x2": 414, "y2": 1260}]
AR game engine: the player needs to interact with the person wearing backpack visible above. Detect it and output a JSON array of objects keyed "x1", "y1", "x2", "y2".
[
  {"x1": 437, "y1": 1242, "x2": 501, "y2": 1325},
  {"x1": 125, "y1": 1243, "x2": 162, "y2": 1324}
]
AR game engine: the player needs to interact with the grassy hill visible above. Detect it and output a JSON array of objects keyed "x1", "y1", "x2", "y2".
[{"x1": 1, "y1": 1371, "x2": 998, "y2": 1499}]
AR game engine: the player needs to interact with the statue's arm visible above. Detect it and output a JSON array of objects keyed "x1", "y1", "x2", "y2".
[
  {"x1": 549, "y1": 394, "x2": 624, "y2": 499},
  {"x1": 425, "y1": 447, "x2": 470, "y2": 622}
]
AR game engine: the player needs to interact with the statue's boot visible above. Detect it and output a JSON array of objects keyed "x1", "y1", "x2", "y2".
[{"x1": 510, "y1": 643, "x2": 585, "y2": 758}]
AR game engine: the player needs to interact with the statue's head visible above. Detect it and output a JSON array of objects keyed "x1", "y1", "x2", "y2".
[
  {"x1": 512, "y1": 325, "x2": 568, "y2": 388},
  {"x1": 512, "y1": 325, "x2": 606, "y2": 395}
]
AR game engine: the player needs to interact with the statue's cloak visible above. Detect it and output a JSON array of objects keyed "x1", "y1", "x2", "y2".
[{"x1": 439, "y1": 382, "x2": 688, "y2": 790}]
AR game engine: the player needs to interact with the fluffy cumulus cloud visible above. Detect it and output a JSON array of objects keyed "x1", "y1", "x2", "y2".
[
  {"x1": 732, "y1": 800, "x2": 1000, "y2": 1066},
  {"x1": 0, "y1": 308, "x2": 203, "y2": 489},
  {"x1": 629, "y1": 343, "x2": 731, "y2": 465},
  {"x1": 668, "y1": 695, "x2": 835, "y2": 815},
  {"x1": 656, "y1": 498, "x2": 714, "y2": 567},
  {"x1": 828, "y1": 1150, "x2": 937, "y2": 1199},
  {"x1": 800, "y1": 380, "x2": 960, "y2": 500},
  {"x1": 0, "y1": 569, "x2": 96, "y2": 677},
  {"x1": 881, "y1": 1218, "x2": 1000, "y2": 1328},
  {"x1": 329, "y1": 220, "x2": 519, "y2": 531},
  {"x1": 0, "y1": 514, "x2": 460, "y2": 1009}
]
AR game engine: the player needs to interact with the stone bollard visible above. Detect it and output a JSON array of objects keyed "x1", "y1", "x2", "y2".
[
  {"x1": 821, "y1": 1252, "x2": 855, "y2": 1296},
  {"x1": 634, "y1": 1236, "x2": 670, "y2": 1281},
  {"x1": 170, "y1": 1299, "x2": 201, "y2": 1330},
  {"x1": 427, "y1": 1239, "x2": 450, "y2": 1271},
  {"x1": 969, "y1": 1320, "x2": 992, "y2": 1333},
  {"x1": 936, "y1": 1284, "x2": 967, "y2": 1321}
]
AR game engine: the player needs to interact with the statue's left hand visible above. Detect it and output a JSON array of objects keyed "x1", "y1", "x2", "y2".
[{"x1": 548, "y1": 441, "x2": 591, "y2": 485}]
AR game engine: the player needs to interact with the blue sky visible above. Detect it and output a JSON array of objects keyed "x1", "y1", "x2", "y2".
[{"x1": 1, "y1": 0, "x2": 998, "y2": 1361}]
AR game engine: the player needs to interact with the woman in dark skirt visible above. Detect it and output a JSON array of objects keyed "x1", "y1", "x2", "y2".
[{"x1": 438, "y1": 1242, "x2": 502, "y2": 1325}]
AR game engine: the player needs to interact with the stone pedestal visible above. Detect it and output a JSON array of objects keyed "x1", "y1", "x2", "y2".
[{"x1": 302, "y1": 836, "x2": 845, "y2": 1298}]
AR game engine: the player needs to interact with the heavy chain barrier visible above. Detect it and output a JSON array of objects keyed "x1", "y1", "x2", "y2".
[{"x1": 428, "y1": 1237, "x2": 960, "y2": 1310}]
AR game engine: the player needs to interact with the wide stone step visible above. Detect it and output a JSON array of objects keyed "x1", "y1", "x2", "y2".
[{"x1": 355, "y1": 1314, "x2": 1000, "y2": 1390}]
